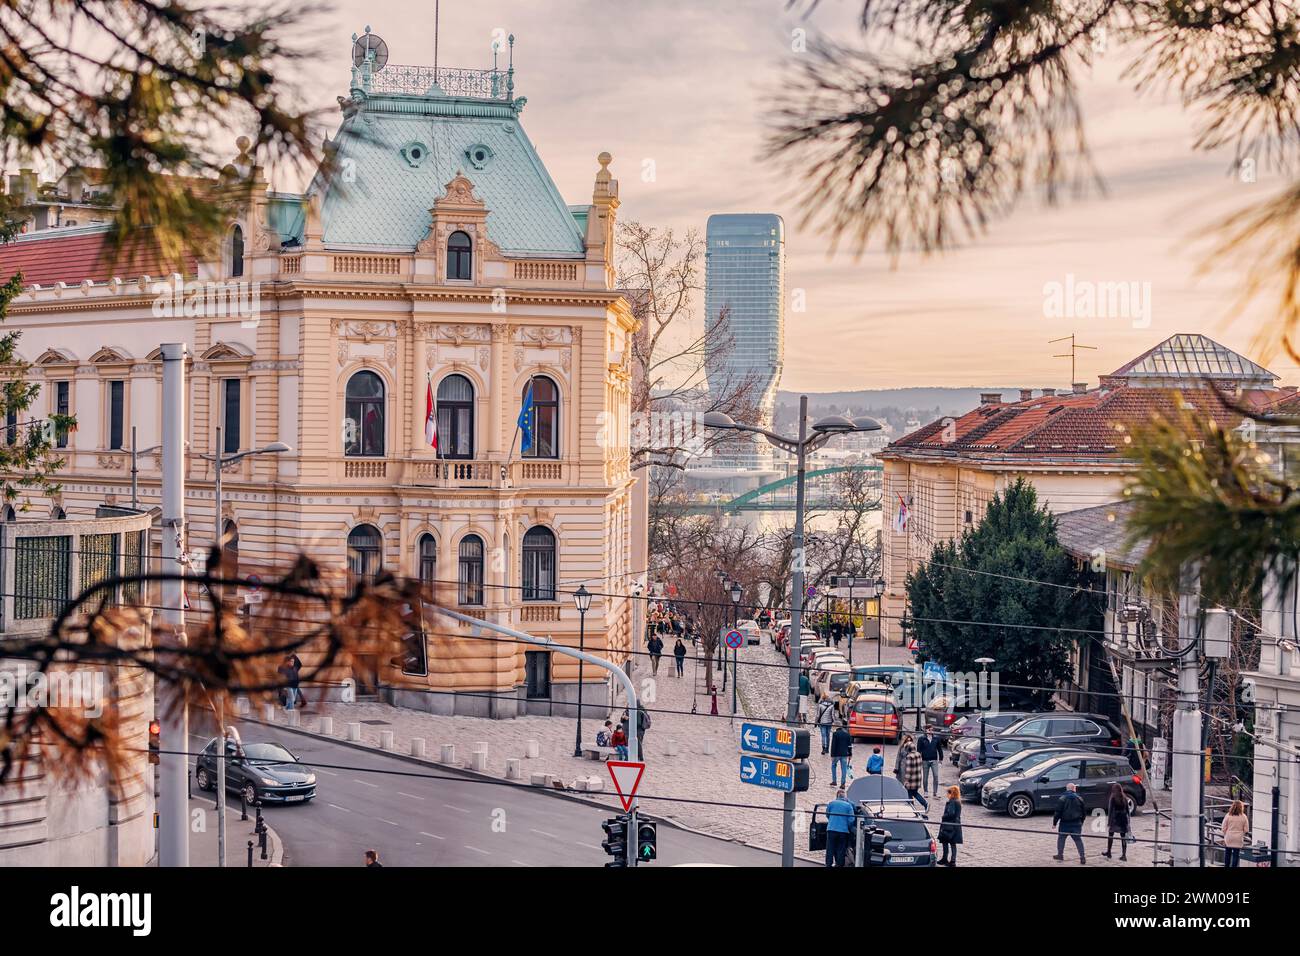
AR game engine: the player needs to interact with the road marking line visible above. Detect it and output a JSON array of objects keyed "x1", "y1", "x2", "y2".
[
  {"x1": 315, "y1": 769, "x2": 338, "y2": 776},
  {"x1": 353, "y1": 779, "x2": 380, "y2": 788},
  {"x1": 464, "y1": 845, "x2": 490, "y2": 855},
  {"x1": 576, "y1": 841, "x2": 600, "y2": 850},
  {"x1": 378, "y1": 818, "x2": 400, "y2": 827},
  {"x1": 442, "y1": 803, "x2": 470, "y2": 813},
  {"x1": 512, "y1": 859, "x2": 531, "y2": 867},
  {"x1": 327, "y1": 803, "x2": 352, "y2": 813},
  {"x1": 397, "y1": 791, "x2": 424, "y2": 800},
  {"x1": 419, "y1": 831, "x2": 444, "y2": 840},
  {"x1": 530, "y1": 828, "x2": 558, "y2": 839}
]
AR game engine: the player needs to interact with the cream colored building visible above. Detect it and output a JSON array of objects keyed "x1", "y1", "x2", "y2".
[
  {"x1": 0, "y1": 32, "x2": 646, "y2": 717},
  {"x1": 879, "y1": 335, "x2": 1297, "y2": 648}
]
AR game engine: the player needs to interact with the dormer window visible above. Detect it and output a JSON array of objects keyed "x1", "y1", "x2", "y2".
[
  {"x1": 231, "y1": 224, "x2": 245, "y2": 278},
  {"x1": 447, "y1": 231, "x2": 472, "y2": 281}
]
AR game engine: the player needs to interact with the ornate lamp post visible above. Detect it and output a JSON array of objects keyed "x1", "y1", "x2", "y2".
[{"x1": 571, "y1": 584, "x2": 592, "y2": 756}]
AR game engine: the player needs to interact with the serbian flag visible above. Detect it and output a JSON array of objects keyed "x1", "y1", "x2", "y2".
[
  {"x1": 893, "y1": 493, "x2": 910, "y2": 533},
  {"x1": 424, "y1": 376, "x2": 438, "y2": 450}
]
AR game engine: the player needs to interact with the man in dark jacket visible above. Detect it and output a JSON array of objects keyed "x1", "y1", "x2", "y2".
[
  {"x1": 916, "y1": 728, "x2": 945, "y2": 797},
  {"x1": 830, "y1": 722, "x2": 853, "y2": 786},
  {"x1": 1052, "y1": 783, "x2": 1088, "y2": 863}
]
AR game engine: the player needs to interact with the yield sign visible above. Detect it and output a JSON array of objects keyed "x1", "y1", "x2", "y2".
[{"x1": 606, "y1": 760, "x2": 645, "y2": 811}]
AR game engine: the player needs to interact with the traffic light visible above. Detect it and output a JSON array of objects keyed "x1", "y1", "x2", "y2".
[
  {"x1": 148, "y1": 720, "x2": 161, "y2": 765},
  {"x1": 863, "y1": 825, "x2": 891, "y2": 867},
  {"x1": 601, "y1": 814, "x2": 629, "y2": 867},
  {"x1": 392, "y1": 626, "x2": 428, "y2": 676},
  {"x1": 637, "y1": 821, "x2": 657, "y2": 863}
]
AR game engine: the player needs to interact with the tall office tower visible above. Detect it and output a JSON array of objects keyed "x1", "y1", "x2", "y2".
[{"x1": 704, "y1": 213, "x2": 786, "y2": 470}]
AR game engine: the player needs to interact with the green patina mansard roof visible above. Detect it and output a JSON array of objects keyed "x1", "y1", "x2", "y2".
[{"x1": 317, "y1": 92, "x2": 587, "y2": 258}]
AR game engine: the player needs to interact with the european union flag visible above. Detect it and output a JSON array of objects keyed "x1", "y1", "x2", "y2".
[{"x1": 517, "y1": 379, "x2": 535, "y2": 453}]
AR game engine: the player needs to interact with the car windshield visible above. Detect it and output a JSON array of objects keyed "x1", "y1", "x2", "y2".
[
  {"x1": 878, "y1": 820, "x2": 929, "y2": 842},
  {"x1": 854, "y1": 700, "x2": 894, "y2": 715},
  {"x1": 243, "y1": 743, "x2": 296, "y2": 763}
]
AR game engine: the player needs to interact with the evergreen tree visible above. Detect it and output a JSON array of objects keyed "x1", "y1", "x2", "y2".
[{"x1": 905, "y1": 478, "x2": 1099, "y2": 706}]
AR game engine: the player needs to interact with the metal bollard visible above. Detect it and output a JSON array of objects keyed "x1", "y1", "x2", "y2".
[
  {"x1": 254, "y1": 805, "x2": 265, "y2": 835},
  {"x1": 240, "y1": 791, "x2": 248, "y2": 822},
  {"x1": 259, "y1": 826, "x2": 268, "y2": 860},
  {"x1": 247, "y1": 840, "x2": 255, "y2": 867}
]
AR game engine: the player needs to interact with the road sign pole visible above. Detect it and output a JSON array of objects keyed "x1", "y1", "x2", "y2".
[{"x1": 783, "y1": 396, "x2": 809, "y2": 868}]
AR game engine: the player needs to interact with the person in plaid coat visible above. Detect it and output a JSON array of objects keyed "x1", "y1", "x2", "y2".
[{"x1": 901, "y1": 740, "x2": 930, "y2": 814}]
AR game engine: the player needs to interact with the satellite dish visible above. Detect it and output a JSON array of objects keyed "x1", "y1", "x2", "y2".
[{"x1": 352, "y1": 30, "x2": 389, "y2": 71}]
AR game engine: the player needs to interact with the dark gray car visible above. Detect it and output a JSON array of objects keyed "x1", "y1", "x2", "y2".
[
  {"x1": 980, "y1": 753, "x2": 1146, "y2": 818},
  {"x1": 195, "y1": 738, "x2": 317, "y2": 805}
]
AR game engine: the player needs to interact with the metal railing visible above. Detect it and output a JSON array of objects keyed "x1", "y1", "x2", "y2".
[{"x1": 367, "y1": 64, "x2": 511, "y2": 100}]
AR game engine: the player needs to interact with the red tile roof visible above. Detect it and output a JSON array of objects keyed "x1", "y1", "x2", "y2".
[
  {"x1": 886, "y1": 384, "x2": 1298, "y2": 460},
  {"x1": 0, "y1": 227, "x2": 194, "y2": 287}
]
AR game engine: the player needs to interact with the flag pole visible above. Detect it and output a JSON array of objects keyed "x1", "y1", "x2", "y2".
[{"x1": 504, "y1": 374, "x2": 535, "y2": 484}]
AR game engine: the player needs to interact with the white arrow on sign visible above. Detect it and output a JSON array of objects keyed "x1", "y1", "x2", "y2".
[
  {"x1": 741, "y1": 762, "x2": 757, "y2": 780},
  {"x1": 743, "y1": 728, "x2": 759, "y2": 749}
]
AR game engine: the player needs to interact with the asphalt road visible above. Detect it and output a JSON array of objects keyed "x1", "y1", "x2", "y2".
[{"x1": 191, "y1": 723, "x2": 803, "y2": 867}]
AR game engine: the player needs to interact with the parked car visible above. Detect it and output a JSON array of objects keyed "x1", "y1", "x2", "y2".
[
  {"x1": 784, "y1": 630, "x2": 820, "y2": 659},
  {"x1": 836, "y1": 679, "x2": 893, "y2": 718},
  {"x1": 996, "y1": 712, "x2": 1128, "y2": 756},
  {"x1": 981, "y1": 752, "x2": 1146, "y2": 819},
  {"x1": 772, "y1": 619, "x2": 792, "y2": 645},
  {"x1": 811, "y1": 666, "x2": 853, "y2": 703},
  {"x1": 953, "y1": 733, "x2": 1058, "y2": 770},
  {"x1": 846, "y1": 693, "x2": 901, "y2": 741},
  {"x1": 858, "y1": 804, "x2": 937, "y2": 867},
  {"x1": 736, "y1": 619, "x2": 761, "y2": 645},
  {"x1": 957, "y1": 747, "x2": 1094, "y2": 801},
  {"x1": 809, "y1": 647, "x2": 848, "y2": 670},
  {"x1": 851, "y1": 664, "x2": 913, "y2": 686},
  {"x1": 195, "y1": 738, "x2": 317, "y2": 806},
  {"x1": 944, "y1": 711, "x2": 1031, "y2": 751},
  {"x1": 797, "y1": 642, "x2": 830, "y2": 668}
]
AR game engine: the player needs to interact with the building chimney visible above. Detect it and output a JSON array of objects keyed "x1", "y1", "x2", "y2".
[
  {"x1": 1019, "y1": 388, "x2": 1033, "y2": 402},
  {"x1": 979, "y1": 392, "x2": 1003, "y2": 405},
  {"x1": 1073, "y1": 382, "x2": 1087, "y2": 394},
  {"x1": 1041, "y1": 387, "x2": 1056, "y2": 397}
]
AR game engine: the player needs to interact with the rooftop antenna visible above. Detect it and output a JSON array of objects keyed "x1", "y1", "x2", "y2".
[
  {"x1": 1049, "y1": 333, "x2": 1097, "y2": 386},
  {"x1": 433, "y1": 0, "x2": 440, "y2": 84}
]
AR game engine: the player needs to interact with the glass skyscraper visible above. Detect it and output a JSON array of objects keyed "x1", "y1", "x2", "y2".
[{"x1": 704, "y1": 213, "x2": 785, "y2": 470}]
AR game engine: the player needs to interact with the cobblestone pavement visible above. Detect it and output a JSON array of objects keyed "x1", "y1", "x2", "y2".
[{"x1": 256, "y1": 633, "x2": 1168, "y2": 866}]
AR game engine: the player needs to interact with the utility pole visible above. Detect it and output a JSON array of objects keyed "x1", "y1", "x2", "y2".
[
  {"x1": 784, "y1": 395, "x2": 809, "y2": 868},
  {"x1": 1172, "y1": 562, "x2": 1202, "y2": 867},
  {"x1": 158, "y1": 343, "x2": 189, "y2": 867}
]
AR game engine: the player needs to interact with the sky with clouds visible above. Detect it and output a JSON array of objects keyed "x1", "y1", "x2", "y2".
[{"x1": 267, "y1": 0, "x2": 1297, "y2": 391}]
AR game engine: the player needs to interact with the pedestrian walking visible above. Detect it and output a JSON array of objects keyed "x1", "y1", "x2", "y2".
[
  {"x1": 824, "y1": 788, "x2": 856, "y2": 867},
  {"x1": 816, "y1": 696, "x2": 837, "y2": 754},
  {"x1": 938, "y1": 785, "x2": 963, "y2": 866},
  {"x1": 1052, "y1": 782, "x2": 1087, "y2": 863},
  {"x1": 901, "y1": 739, "x2": 929, "y2": 812},
  {"x1": 1221, "y1": 800, "x2": 1249, "y2": 867},
  {"x1": 1102, "y1": 782, "x2": 1130, "y2": 861},
  {"x1": 893, "y1": 734, "x2": 914, "y2": 782},
  {"x1": 673, "y1": 638, "x2": 687, "y2": 677},
  {"x1": 830, "y1": 721, "x2": 853, "y2": 787},
  {"x1": 917, "y1": 726, "x2": 944, "y2": 796},
  {"x1": 648, "y1": 634, "x2": 665, "y2": 675}
]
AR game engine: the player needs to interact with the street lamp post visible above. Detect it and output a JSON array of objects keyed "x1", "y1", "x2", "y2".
[
  {"x1": 703, "y1": 401, "x2": 881, "y2": 868},
  {"x1": 198, "y1": 428, "x2": 291, "y2": 867},
  {"x1": 572, "y1": 584, "x2": 592, "y2": 756},
  {"x1": 874, "y1": 576, "x2": 886, "y2": 666},
  {"x1": 975, "y1": 657, "x2": 995, "y2": 766},
  {"x1": 729, "y1": 580, "x2": 742, "y2": 717}
]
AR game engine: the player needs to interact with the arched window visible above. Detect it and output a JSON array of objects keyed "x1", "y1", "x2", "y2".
[
  {"x1": 521, "y1": 376, "x2": 560, "y2": 459},
  {"x1": 344, "y1": 371, "x2": 386, "y2": 457},
  {"x1": 436, "y1": 374, "x2": 474, "y2": 459},
  {"x1": 347, "y1": 524, "x2": 383, "y2": 583},
  {"x1": 522, "y1": 526, "x2": 556, "y2": 601},
  {"x1": 457, "y1": 534, "x2": 484, "y2": 606},
  {"x1": 1, "y1": 505, "x2": 14, "y2": 522},
  {"x1": 231, "y1": 225, "x2": 245, "y2": 278},
  {"x1": 446, "y1": 230, "x2": 472, "y2": 281},
  {"x1": 418, "y1": 533, "x2": 437, "y2": 587},
  {"x1": 51, "y1": 506, "x2": 66, "y2": 520}
]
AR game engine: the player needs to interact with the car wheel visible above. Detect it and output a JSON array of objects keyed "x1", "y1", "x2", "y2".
[
  {"x1": 1126, "y1": 794, "x2": 1138, "y2": 817},
  {"x1": 1007, "y1": 794, "x2": 1034, "y2": 818},
  {"x1": 195, "y1": 767, "x2": 212, "y2": 792},
  {"x1": 242, "y1": 782, "x2": 258, "y2": 806}
]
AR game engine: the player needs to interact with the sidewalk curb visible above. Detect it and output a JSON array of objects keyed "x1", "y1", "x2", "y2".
[{"x1": 242, "y1": 714, "x2": 761, "y2": 850}]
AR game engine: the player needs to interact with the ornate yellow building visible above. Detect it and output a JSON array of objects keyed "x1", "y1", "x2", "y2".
[{"x1": 0, "y1": 31, "x2": 646, "y2": 717}]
